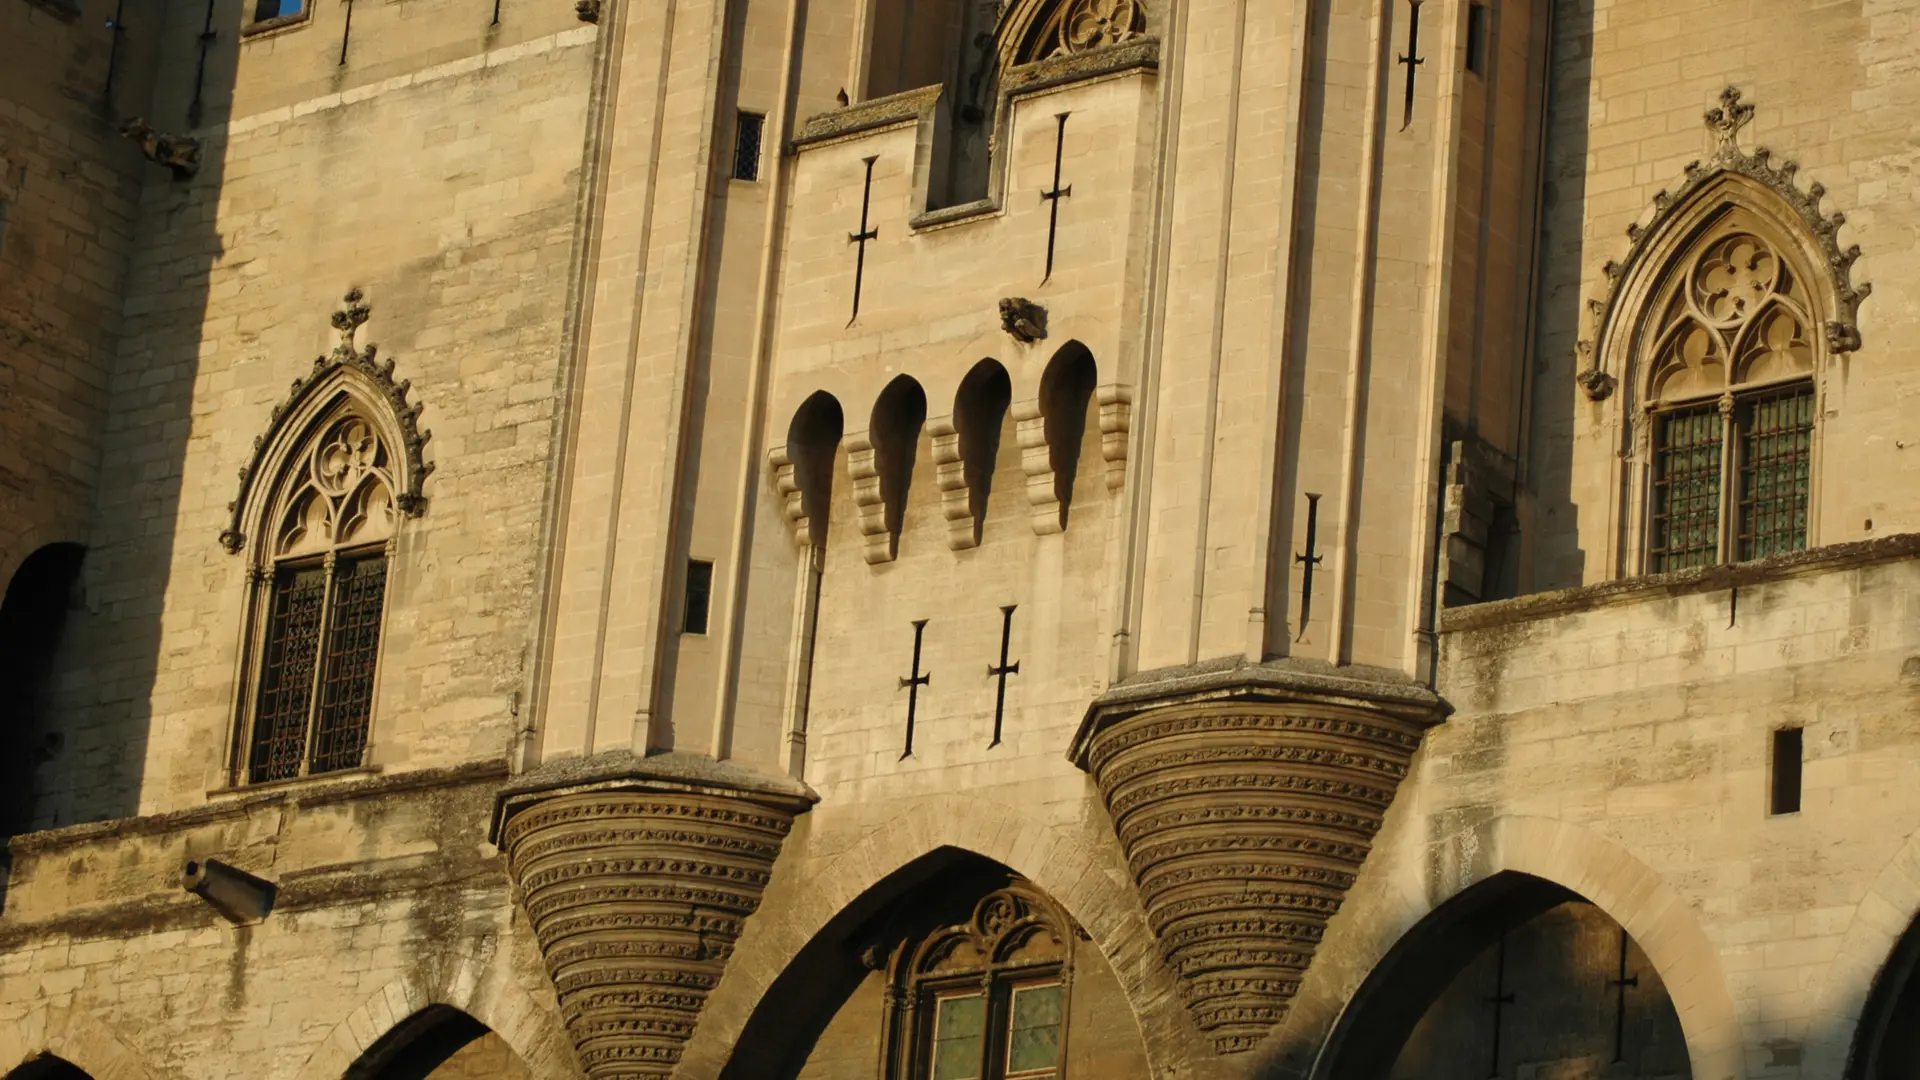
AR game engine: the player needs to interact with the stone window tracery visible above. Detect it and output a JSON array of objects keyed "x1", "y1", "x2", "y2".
[
  {"x1": 881, "y1": 884, "x2": 1074, "y2": 1080},
  {"x1": 223, "y1": 291, "x2": 430, "y2": 786},
  {"x1": 1638, "y1": 223, "x2": 1816, "y2": 572}
]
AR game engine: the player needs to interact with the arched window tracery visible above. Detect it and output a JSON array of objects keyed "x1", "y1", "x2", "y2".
[
  {"x1": 881, "y1": 882, "x2": 1074, "y2": 1080},
  {"x1": 224, "y1": 291, "x2": 430, "y2": 785}
]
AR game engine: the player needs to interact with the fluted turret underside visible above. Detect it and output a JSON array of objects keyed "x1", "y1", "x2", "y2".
[
  {"x1": 501, "y1": 786, "x2": 805, "y2": 1079},
  {"x1": 1078, "y1": 698, "x2": 1433, "y2": 1054}
]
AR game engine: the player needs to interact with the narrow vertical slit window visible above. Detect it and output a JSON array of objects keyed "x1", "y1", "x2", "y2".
[
  {"x1": 1737, "y1": 383, "x2": 1814, "y2": 561},
  {"x1": 1465, "y1": 3, "x2": 1489, "y2": 76},
  {"x1": 1649, "y1": 402, "x2": 1723, "y2": 573},
  {"x1": 683, "y1": 558, "x2": 714, "y2": 635},
  {"x1": 1771, "y1": 726, "x2": 1803, "y2": 815},
  {"x1": 732, "y1": 111, "x2": 765, "y2": 182}
]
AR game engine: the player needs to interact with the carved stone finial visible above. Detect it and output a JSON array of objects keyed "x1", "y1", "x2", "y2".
[
  {"x1": 998, "y1": 297, "x2": 1047, "y2": 343},
  {"x1": 120, "y1": 117, "x2": 199, "y2": 180},
  {"x1": 1705, "y1": 86, "x2": 1754, "y2": 150},
  {"x1": 330, "y1": 288, "x2": 371, "y2": 355}
]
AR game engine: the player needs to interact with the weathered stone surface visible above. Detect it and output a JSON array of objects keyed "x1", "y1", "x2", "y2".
[
  {"x1": 498, "y1": 769, "x2": 812, "y2": 1079},
  {"x1": 1071, "y1": 672, "x2": 1443, "y2": 1054}
]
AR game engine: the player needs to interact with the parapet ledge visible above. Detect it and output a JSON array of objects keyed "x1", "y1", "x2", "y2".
[
  {"x1": 1068, "y1": 655, "x2": 1449, "y2": 769},
  {"x1": 1439, "y1": 532, "x2": 1920, "y2": 634},
  {"x1": 792, "y1": 85, "x2": 943, "y2": 152},
  {"x1": 489, "y1": 750, "x2": 817, "y2": 843}
]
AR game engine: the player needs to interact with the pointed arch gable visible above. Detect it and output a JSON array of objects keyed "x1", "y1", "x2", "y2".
[
  {"x1": 220, "y1": 291, "x2": 433, "y2": 556},
  {"x1": 1582, "y1": 87, "x2": 1870, "y2": 408}
]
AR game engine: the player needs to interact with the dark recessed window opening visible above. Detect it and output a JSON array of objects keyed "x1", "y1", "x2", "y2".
[
  {"x1": 254, "y1": 0, "x2": 304, "y2": 22},
  {"x1": 732, "y1": 111, "x2": 765, "y2": 182},
  {"x1": 1771, "y1": 727, "x2": 1803, "y2": 815},
  {"x1": 683, "y1": 559, "x2": 714, "y2": 635},
  {"x1": 1465, "y1": 4, "x2": 1489, "y2": 76}
]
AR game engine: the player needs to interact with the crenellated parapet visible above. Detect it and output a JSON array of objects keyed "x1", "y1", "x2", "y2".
[
  {"x1": 1069, "y1": 663, "x2": 1447, "y2": 1054},
  {"x1": 496, "y1": 756, "x2": 815, "y2": 1080}
]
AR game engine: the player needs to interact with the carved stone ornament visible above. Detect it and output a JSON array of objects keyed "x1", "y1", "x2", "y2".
[
  {"x1": 120, "y1": 117, "x2": 200, "y2": 180},
  {"x1": 1002, "y1": 0, "x2": 1144, "y2": 67},
  {"x1": 220, "y1": 290, "x2": 433, "y2": 553},
  {"x1": 500, "y1": 770, "x2": 813, "y2": 1080},
  {"x1": 999, "y1": 297, "x2": 1048, "y2": 343},
  {"x1": 1069, "y1": 670, "x2": 1445, "y2": 1054},
  {"x1": 1584, "y1": 87, "x2": 1871, "y2": 394},
  {"x1": 574, "y1": 0, "x2": 601, "y2": 22}
]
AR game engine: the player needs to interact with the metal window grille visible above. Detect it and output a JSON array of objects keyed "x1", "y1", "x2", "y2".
[
  {"x1": 311, "y1": 553, "x2": 386, "y2": 774},
  {"x1": 1649, "y1": 402, "x2": 1723, "y2": 573},
  {"x1": 732, "y1": 112, "x2": 765, "y2": 182},
  {"x1": 248, "y1": 565, "x2": 326, "y2": 782},
  {"x1": 1736, "y1": 383, "x2": 1813, "y2": 562}
]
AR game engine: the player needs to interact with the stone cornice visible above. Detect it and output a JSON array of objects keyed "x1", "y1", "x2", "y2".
[
  {"x1": 491, "y1": 751, "x2": 816, "y2": 843},
  {"x1": 1070, "y1": 657, "x2": 1448, "y2": 768},
  {"x1": 1439, "y1": 533, "x2": 1920, "y2": 634},
  {"x1": 792, "y1": 85, "x2": 942, "y2": 151},
  {"x1": 1001, "y1": 36, "x2": 1159, "y2": 100}
]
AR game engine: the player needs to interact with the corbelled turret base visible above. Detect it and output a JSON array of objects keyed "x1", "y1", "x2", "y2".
[
  {"x1": 1069, "y1": 661, "x2": 1446, "y2": 1055},
  {"x1": 495, "y1": 755, "x2": 815, "y2": 1080}
]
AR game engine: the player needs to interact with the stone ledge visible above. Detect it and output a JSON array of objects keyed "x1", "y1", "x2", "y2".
[
  {"x1": 1001, "y1": 37, "x2": 1160, "y2": 101},
  {"x1": 791, "y1": 85, "x2": 941, "y2": 151},
  {"x1": 1439, "y1": 532, "x2": 1920, "y2": 634},
  {"x1": 491, "y1": 751, "x2": 816, "y2": 842},
  {"x1": 1071, "y1": 656, "x2": 1447, "y2": 767},
  {"x1": 7, "y1": 758, "x2": 510, "y2": 857}
]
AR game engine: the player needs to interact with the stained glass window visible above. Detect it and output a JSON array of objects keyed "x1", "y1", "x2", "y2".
[
  {"x1": 931, "y1": 993, "x2": 986, "y2": 1080},
  {"x1": 1005, "y1": 983, "x2": 1063, "y2": 1078}
]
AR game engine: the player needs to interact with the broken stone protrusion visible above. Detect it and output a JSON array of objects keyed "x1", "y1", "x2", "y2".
[{"x1": 121, "y1": 117, "x2": 200, "y2": 180}]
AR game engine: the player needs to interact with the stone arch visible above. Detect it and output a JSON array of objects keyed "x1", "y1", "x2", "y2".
[
  {"x1": 1257, "y1": 815, "x2": 1743, "y2": 1080},
  {"x1": 848, "y1": 375, "x2": 929, "y2": 564},
  {"x1": 934, "y1": 359, "x2": 1013, "y2": 548},
  {"x1": 0, "y1": 542, "x2": 85, "y2": 840},
  {"x1": 771, "y1": 390, "x2": 846, "y2": 551},
  {"x1": 673, "y1": 793, "x2": 1211, "y2": 1078},
  {"x1": 6, "y1": 1058, "x2": 91, "y2": 1080},
  {"x1": 1015, "y1": 341, "x2": 1099, "y2": 535},
  {"x1": 0, "y1": 1003, "x2": 160, "y2": 1080},
  {"x1": 1808, "y1": 822, "x2": 1920, "y2": 1077},
  {"x1": 290, "y1": 955, "x2": 574, "y2": 1080}
]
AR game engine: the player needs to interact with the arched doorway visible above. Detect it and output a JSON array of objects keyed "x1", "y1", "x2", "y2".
[
  {"x1": 5, "y1": 1056, "x2": 92, "y2": 1080},
  {"x1": 1847, "y1": 908, "x2": 1920, "y2": 1078},
  {"x1": 346, "y1": 1005, "x2": 531, "y2": 1080},
  {"x1": 0, "y1": 543, "x2": 85, "y2": 853},
  {"x1": 720, "y1": 848, "x2": 1148, "y2": 1080},
  {"x1": 1320, "y1": 872, "x2": 1691, "y2": 1080}
]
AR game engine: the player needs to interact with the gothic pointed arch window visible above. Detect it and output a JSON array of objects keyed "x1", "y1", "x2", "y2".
[
  {"x1": 1584, "y1": 89, "x2": 1869, "y2": 576},
  {"x1": 222, "y1": 291, "x2": 431, "y2": 784},
  {"x1": 880, "y1": 882, "x2": 1074, "y2": 1080}
]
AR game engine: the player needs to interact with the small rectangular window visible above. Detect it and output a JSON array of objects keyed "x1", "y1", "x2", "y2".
[
  {"x1": 1465, "y1": 4, "x2": 1489, "y2": 76},
  {"x1": 1005, "y1": 982, "x2": 1065, "y2": 1078},
  {"x1": 732, "y1": 111, "x2": 765, "y2": 182},
  {"x1": 930, "y1": 992, "x2": 986, "y2": 1080},
  {"x1": 682, "y1": 559, "x2": 713, "y2": 635},
  {"x1": 254, "y1": 0, "x2": 305, "y2": 20},
  {"x1": 1649, "y1": 402, "x2": 1723, "y2": 573},
  {"x1": 1771, "y1": 727, "x2": 1803, "y2": 815}
]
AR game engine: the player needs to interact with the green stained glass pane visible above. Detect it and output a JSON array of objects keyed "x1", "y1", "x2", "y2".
[
  {"x1": 1007, "y1": 984, "x2": 1064, "y2": 1075},
  {"x1": 931, "y1": 994, "x2": 985, "y2": 1080}
]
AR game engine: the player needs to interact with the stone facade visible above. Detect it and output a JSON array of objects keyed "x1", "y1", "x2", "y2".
[{"x1": 7, "y1": 0, "x2": 1920, "y2": 1079}]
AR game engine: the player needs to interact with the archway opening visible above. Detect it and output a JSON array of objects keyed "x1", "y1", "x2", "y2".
[
  {"x1": 1319, "y1": 872, "x2": 1691, "y2": 1080},
  {"x1": 6, "y1": 1055, "x2": 93, "y2": 1080},
  {"x1": 1037, "y1": 343, "x2": 1097, "y2": 531},
  {"x1": 345, "y1": 1005, "x2": 530, "y2": 1080},
  {"x1": 0, "y1": 542, "x2": 85, "y2": 840},
  {"x1": 720, "y1": 847, "x2": 1147, "y2": 1080},
  {"x1": 1847, "y1": 907, "x2": 1920, "y2": 1079}
]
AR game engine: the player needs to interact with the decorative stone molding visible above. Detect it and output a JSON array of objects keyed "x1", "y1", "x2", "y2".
[
  {"x1": 220, "y1": 290, "x2": 432, "y2": 554},
  {"x1": 1097, "y1": 383, "x2": 1131, "y2": 492},
  {"x1": 498, "y1": 756, "x2": 815, "y2": 1080},
  {"x1": 926, "y1": 418, "x2": 978, "y2": 551},
  {"x1": 1012, "y1": 401, "x2": 1062, "y2": 536},
  {"x1": 1585, "y1": 86, "x2": 1871, "y2": 395},
  {"x1": 1068, "y1": 662, "x2": 1446, "y2": 1054},
  {"x1": 767, "y1": 446, "x2": 812, "y2": 549},
  {"x1": 844, "y1": 433, "x2": 894, "y2": 563},
  {"x1": 793, "y1": 85, "x2": 944, "y2": 151}
]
